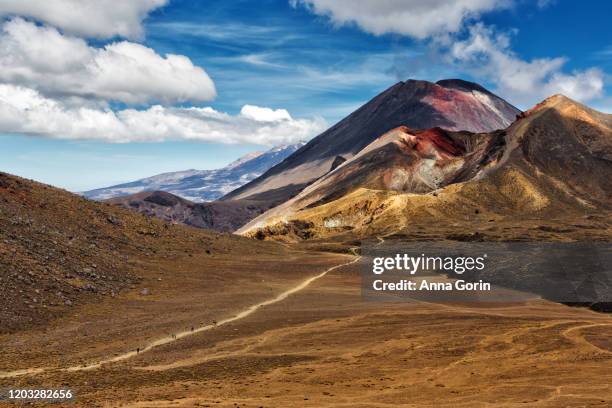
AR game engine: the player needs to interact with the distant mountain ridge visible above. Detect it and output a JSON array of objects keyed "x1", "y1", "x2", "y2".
[{"x1": 83, "y1": 142, "x2": 305, "y2": 202}]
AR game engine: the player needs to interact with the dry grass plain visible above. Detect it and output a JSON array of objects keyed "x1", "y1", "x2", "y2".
[{"x1": 1, "y1": 246, "x2": 611, "y2": 408}]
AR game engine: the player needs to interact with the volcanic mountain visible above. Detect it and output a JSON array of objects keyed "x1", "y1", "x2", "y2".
[
  {"x1": 83, "y1": 143, "x2": 304, "y2": 202},
  {"x1": 238, "y1": 95, "x2": 612, "y2": 241},
  {"x1": 222, "y1": 79, "x2": 520, "y2": 207}
]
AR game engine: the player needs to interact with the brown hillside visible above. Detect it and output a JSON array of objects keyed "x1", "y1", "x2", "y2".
[
  {"x1": 0, "y1": 172, "x2": 275, "y2": 333},
  {"x1": 106, "y1": 190, "x2": 270, "y2": 232}
]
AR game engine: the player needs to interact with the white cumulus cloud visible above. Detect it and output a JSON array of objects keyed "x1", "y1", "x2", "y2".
[
  {"x1": 0, "y1": 18, "x2": 216, "y2": 105},
  {"x1": 291, "y1": 0, "x2": 510, "y2": 39},
  {"x1": 0, "y1": 0, "x2": 167, "y2": 39},
  {"x1": 240, "y1": 105, "x2": 292, "y2": 122},
  {"x1": 0, "y1": 84, "x2": 328, "y2": 145},
  {"x1": 448, "y1": 24, "x2": 604, "y2": 105}
]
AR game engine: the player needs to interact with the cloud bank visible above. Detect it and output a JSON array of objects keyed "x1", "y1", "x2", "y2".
[
  {"x1": 0, "y1": 84, "x2": 327, "y2": 144},
  {"x1": 0, "y1": 7, "x2": 328, "y2": 145},
  {"x1": 294, "y1": 0, "x2": 606, "y2": 106},
  {"x1": 0, "y1": 0, "x2": 167, "y2": 39},
  {"x1": 0, "y1": 18, "x2": 216, "y2": 105},
  {"x1": 291, "y1": 0, "x2": 508, "y2": 39},
  {"x1": 448, "y1": 24, "x2": 604, "y2": 105}
]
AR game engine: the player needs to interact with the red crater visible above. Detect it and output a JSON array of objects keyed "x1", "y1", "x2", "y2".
[{"x1": 413, "y1": 127, "x2": 466, "y2": 157}]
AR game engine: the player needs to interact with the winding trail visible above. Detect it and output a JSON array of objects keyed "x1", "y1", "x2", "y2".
[
  {"x1": 0, "y1": 256, "x2": 360, "y2": 379},
  {"x1": 561, "y1": 322, "x2": 612, "y2": 354}
]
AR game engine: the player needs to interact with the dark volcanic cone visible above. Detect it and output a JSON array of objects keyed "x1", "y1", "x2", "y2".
[{"x1": 222, "y1": 79, "x2": 520, "y2": 207}]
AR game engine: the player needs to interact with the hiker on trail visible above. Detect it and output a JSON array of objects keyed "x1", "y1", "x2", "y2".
[
  {"x1": 136, "y1": 347, "x2": 140, "y2": 354},
  {"x1": 191, "y1": 326, "x2": 194, "y2": 332}
]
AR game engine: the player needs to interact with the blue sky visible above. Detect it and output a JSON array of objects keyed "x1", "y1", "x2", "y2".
[{"x1": 0, "y1": 0, "x2": 610, "y2": 191}]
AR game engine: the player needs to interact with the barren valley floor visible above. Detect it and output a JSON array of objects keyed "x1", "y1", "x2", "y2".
[{"x1": 1, "y1": 247, "x2": 611, "y2": 408}]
